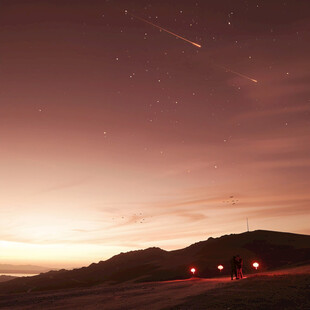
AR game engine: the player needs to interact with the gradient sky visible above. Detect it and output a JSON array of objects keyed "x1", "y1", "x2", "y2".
[{"x1": 0, "y1": 0, "x2": 310, "y2": 268}]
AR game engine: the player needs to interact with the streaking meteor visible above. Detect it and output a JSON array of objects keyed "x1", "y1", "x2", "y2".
[
  {"x1": 127, "y1": 13, "x2": 258, "y2": 84},
  {"x1": 218, "y1": 65, "x2": 258, "y2": 83},
  {"x1": 129, "y1": 13, "x2": 201, "y2": 48}
]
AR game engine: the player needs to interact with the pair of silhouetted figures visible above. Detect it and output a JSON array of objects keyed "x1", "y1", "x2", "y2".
[{"x1": 230, "y1": 255, "x2": 243, "y2": 280}]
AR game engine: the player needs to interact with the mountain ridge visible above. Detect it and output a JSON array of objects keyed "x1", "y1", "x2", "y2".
[{"x1": 0, "y1": 230, "x2": 309, "y2": 293}]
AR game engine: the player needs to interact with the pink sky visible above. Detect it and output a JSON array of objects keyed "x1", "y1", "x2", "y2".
[{"x1": 0, "y1": 0, "x2": 309, "y2": 268}]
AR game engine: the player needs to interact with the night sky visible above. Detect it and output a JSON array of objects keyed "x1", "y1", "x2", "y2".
[{"x1": 1, "y1": 0, "x2": 310, "y2": 267}]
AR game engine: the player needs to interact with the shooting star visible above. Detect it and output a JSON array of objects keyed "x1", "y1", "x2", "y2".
[
  {"x1": 128, "y1": 13, "x2": 201, "y2": 48},
  {"x1": 219, "y1": 65, "x2": 258, "y2": 83},
  {"x1": 126, "y1": 12, "x2": 258, "y2": 84}
]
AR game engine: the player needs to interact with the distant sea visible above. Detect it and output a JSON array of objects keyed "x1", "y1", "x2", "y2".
[{"x1": 0, "y1": 273, "x2": 38, "y2": 277}]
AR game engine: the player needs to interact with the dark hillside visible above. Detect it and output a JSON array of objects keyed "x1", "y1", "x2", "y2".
[{"x1": 0, "y1": 230, "x2": 309, "y2": 293}]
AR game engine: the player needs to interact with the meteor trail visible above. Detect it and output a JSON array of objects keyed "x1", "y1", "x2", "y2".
[
  {"x1": 127, "y1": 13, "x2": 258, "y2": 84},
  {"x1": 219, "y1": 66, "x2": 258, "y2": 83},
  {"x1": 129, "y1": 13, "x2": 201, "y2": 48}
]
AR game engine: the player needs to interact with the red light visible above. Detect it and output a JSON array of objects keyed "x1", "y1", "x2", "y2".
[
  {"x1": 190, "y1": 267, "x2": 196, "y2": 275},
  {"x1": 253, "y1": 262, "x2": 259, "y2": 270},
  {"x1": 217, "y1": 265, "x2": 224, "y2": 271}
]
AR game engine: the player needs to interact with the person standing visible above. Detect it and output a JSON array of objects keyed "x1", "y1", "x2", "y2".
[
  {"x1": 236, "y1": 255, "x2": 243, "y2": 279},
  {"x1": 230, "y1": 256, "x2": 237, "y2": 280}
]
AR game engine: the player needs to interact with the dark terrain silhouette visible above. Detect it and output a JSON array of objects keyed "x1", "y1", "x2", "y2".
[
  {"x1": 0, "y1": 230, "x2": 309, "y2": 293},
  {"x1": 0, "y1": 275, "x2": 16, "y2": 283}
]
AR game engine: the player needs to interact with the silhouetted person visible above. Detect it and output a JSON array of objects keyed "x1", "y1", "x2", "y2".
[
  {"x1": 236, "y1": 255, "x2": 243, "y2": 279},
  {"x1": 230, "y1": 256, "x2": 237, "y2": 280}
]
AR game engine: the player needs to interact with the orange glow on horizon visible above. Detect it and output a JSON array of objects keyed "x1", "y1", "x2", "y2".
[{"x1": 0, "y1": 1, "x2": 309, "y2": 268}]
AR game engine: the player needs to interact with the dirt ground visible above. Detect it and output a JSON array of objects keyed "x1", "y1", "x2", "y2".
[
  {"x1": 168, "y1": 269, "x2": 310, "y2": 310},
  {"x1": 0, "y1": 265, "x2": 309, "y2": 310}
]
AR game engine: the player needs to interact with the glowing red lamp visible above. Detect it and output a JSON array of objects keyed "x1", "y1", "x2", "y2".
[
  {"x1": 253, "y1": 262, "x2": 259, "y2": 270},
  {"x1": 217, "y1": 265, "x2": 224, "y2": 272},
  {"x1": 190, "y1": 267, "x2": 196, "y2": 276}
]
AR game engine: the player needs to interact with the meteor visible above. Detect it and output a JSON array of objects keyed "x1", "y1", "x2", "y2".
[
  {"x1": 127, "y1": 13, "x2": 258, "y2": 84},
  {"x1": 129, "y1": 13, "x2": 201, "y2": 48},
  {"x1": 220, "y1": 66, "x2": 258, "y2": 83}
]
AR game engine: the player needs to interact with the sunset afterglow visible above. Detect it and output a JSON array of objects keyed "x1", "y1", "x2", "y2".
[{"x1": 0, "y1": 0, "x2": 309, "y2": 268}]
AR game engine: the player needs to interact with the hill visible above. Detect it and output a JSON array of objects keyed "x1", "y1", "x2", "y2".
[
  {"x1": 0, "y1": 230, "x2": 309, "y2": 293},
  {"x1": 0, "y1": 275, "x2": 17, "y2": 283}
]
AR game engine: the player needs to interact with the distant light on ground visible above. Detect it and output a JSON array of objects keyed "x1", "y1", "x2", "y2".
[
  {"x1": 253, "y1": 262, "x2": 259, "y2": 270},
  {"x1": 190, "y1": 267, "x2": 196, "y2": 275},
  {"x1": 217, "y1": 265, "x2": 224, "y2": 271}
]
